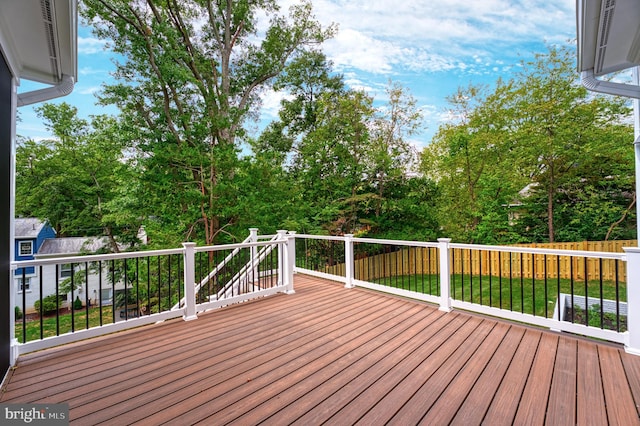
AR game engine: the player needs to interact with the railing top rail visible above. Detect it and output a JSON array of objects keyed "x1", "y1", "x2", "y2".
[
  {"x1": 195, "y1": 239, "x2": 284, "y2": 253},
  {"x1": 450, "y1": 242, "x2": 627, "y2": 260},
  {"x1": 12, "y1": 238, "x2": 286, "y2": 270},
  {"x1": 12, "y1": 247, "x2": 185, "y2": 269},
  {"x1": 294, "y1": 234, "x2": 346, "y2": 242},
  {"x1": 353, "y1": 237, "x2": 440, "y2": 248}
]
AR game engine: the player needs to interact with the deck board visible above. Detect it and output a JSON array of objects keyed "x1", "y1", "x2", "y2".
[{"x1": 2, "y1": 274, "x2": 640, "y2": 425}]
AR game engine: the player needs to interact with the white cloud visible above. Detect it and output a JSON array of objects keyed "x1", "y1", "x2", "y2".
[
  {"x1": 77, "y1": 86, "x2": 101, "y2": 96},
  {"x1": 311, "y1": 0, "x2": 574, "y2": 76},
  {"x1": 78, "y1": 37, "x2": 108, "y2": 55},
  {"x1": 259, "y1": 89, "x2": 292, "y2": 120}
]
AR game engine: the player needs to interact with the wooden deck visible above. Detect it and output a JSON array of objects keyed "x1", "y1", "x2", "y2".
[{"x1": 2, "y1": 274, "x2": 640, "y2": 425}]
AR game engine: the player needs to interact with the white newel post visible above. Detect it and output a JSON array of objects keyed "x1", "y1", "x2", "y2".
[
  {"x1": 277, "y1": 230, "x2": 287, "y2": 288},
  {"x1": 249, "y1": 228, "x2": 259, "y2": 285},
  {"x1": 286, "y1": 231, "x2": 296, "y2": 294},
  {"x1": 344, "y1": 234, "x2": 355, "y2": 288},
  {"x1": 182, "y1": 242, "x2": 198, "y2": 321},
  {"x1": 438, "y1": 238, "x2": 452, "y2": 312},
  {"x1": 624, "y1": 247, "x2": 640, "y2": 355}
]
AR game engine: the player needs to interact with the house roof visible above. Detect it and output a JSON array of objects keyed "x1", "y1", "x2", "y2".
[
  {"x1": 577, "y1": 0, "x2": 640, "y2": 76},
  {"x1": 36, "y1": 236, "x2": 113, "y2": 257},
  {"x1": 14, "y1": 218, "x2": 48, "y2": 239},
  {"x1": 0, "y1": 0, "x2": 77, "y2": 85}
]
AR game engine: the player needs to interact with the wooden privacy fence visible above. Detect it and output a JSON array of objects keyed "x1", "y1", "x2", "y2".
[
  {"x1": 513, "y1": 240, "x2": 637, "y2": 253},
  {"x1": 450, "y1": 247, "x2": 627, "y2": 283},
  {"x1": 353, "y1": 247, "x2": 438, "y2": 282},
  {"x1": 346, "y1": 241, "x2": 635, "y2": 284}
]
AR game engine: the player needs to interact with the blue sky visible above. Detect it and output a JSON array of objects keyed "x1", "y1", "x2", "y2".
[{"x1": 17, "y1": 0, "x2": 578, "y2": 149}]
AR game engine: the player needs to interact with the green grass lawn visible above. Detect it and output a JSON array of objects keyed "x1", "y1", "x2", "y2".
[
  {"x1": 15, "y1": 306, "x2": 116, "y2": 343},
  {"x1": 372, "y1": 273, "x2": 627, "y2": 327}
]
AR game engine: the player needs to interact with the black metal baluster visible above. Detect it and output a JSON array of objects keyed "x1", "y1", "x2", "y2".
[
  {"x1": 557, "y1": 256, "x2": 561, "y2": 323},
  {"x1": 178, "y1": 254, "x2": 182, "y2": 303},
  {"x1": 98, "y1": 261, "x2": 103, "y2": 326},
  {"x1": 479, "y1": 250, "x2": 483, "y2": 305},
  {"x1": 147, "y1": 257, "x2": 151, "y2": 316},
  {"x1": 85, "y1": 262, "x2": 90, "y2": 329},
  {"x1": 56, "y1": 265, "x2": 60, "y2": 337},
  {"x1": 23, "y1": 269, "x2": 29, "y2": 342},
  {"x1": 570, "y1": 257, "x2": 575, "y2": 323},
  {"x1": 70, "y1": 263, "x2": 75, "y2": 332},
  {"x1": 509, "y1": 252, "x2": 513, "y2": 311},
  {"x1": 499, "y1": 252, "x2": 503, "y2": 309},
  {"x1": 615, "y1": 260, "x2": 620, "y2": 332},
  {"x1": 544, "y1": 255, "x2": 548, "y2": 318},
  {"x1": 599, "y1": 258, "x2": 604, "y2": 329},
  {"x1": 584, "y1": 257, "x2": 589, "y2": 327},
  {"x1": 488, "y1": 250, "x2": 492, "y2": 307},
  {"x1": 520, "y1": 253, "x2": 524, "y2": 313},
  {"x1": 39, "y1": 266, "x2": 43, "y2": 340},
  {"x1": 469, "y1": 249, "x2": 473, "y2": 303},
  {"x1": 111, "y1": 260, "x2": 116, "y2": 324},
  {"x1": 124, "y1": 259, "x2": 129, "y2": 320},
  {"x1": 168, "y1": 255, "x2": 172, "y2": 310},
  {"x1": 532, "y1": 254, "x2": 536, "y2": 316},
  {"x1": 135, "y1": 257, "x2": 140, "y2": 319},
  {"x1": 461, "y1": 249, "x2": 465, "y2": 301}
]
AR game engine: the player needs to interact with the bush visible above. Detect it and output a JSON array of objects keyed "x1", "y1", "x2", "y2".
[
  {"x1": 73, "y1": 295, "x2": 83, "y2": 310},
  {"x1": 14, "y1": 306, "x2": 22, "y2": 320},
  {"x1": 34, "y1": 294, "x2": 64, "y2": 315}
]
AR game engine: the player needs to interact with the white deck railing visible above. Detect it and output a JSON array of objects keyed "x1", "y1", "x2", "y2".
[
  {"x1": 10, "y1": 231, "x2": 295, "y2": 359},
  {"x1": 10, "y1": 230, "x2": 640, "y2": 358},
  {"x1": 293, "y1": 234, "x2": 640, "y2": 355}
]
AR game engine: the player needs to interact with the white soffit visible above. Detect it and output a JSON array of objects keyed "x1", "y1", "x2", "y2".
[
  {"x1": 0, "y1": 0, "x2": 77, "y2": 85},
  {"x1": 577, "y1": 0, "x2": 640, "y2": 76}
]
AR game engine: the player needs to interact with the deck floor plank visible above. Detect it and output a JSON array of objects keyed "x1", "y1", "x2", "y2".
[
  {"x1": 479, "y1": 328, "x2": 541, "y2": 425},
  {"x1": 513, "y1": 332, "x2": 559, "y2": 426},
  {"x1": 288, "y1": 313, "x2": 470, "y2": 426},
  {"x1": 4, "y1": 285, "x2": 376, "y2": 403},
  {"x1": 81, "y1": 287, "x2": 407, "y2": 424},
  {"x1": 227, "y1": 306, "x2": 445, "y2": 425},
  {"x1": 621, "y1": 352, "x2": 640, "y2": 419},
  {"x1": 349, "y1": 319, "x2": 493, "y2": 426},
  {"x1": 435, "y1": 325, "x2": 525, "y2": 425},
  {"x1": 545, "y1": 337, "x2": 577, "y2": 425},
  {"x1": 599, "y1": 345, "x2": 640, "y2": 426},
  {"x1": 1, "y1": 274, "x2": 639, "y2": 425},
  {"x1": 394, "y1": 322, "x2": 510, "y2": 425},
  {"x1": 576, "y1": 339, "x2": 608, "y2": 426}
]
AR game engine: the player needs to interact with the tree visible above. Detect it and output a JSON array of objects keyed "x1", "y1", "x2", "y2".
[
  {"x1": 509, "y1": 46, "x2": 633, "y2": 242},
  {"x1": 81, "y1": 0, "x2": 334, "y2": 245},
  {"x1": 15, "y1": 103, "x2": 139, "y2": 246},
  {"x1": 368, "y1": 82, "x2": 423, "y2": 223},
  {"x1": 421, "y1": 82, "x2": 524, "y2": 243},
  {"x1": 423, "y1": 44, "x2": 635, "y2": 243}
]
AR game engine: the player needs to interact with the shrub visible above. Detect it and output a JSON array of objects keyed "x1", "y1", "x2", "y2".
[
  {"x1": 14, "y1": 306, "x2": 22, "y2": 320},
  {"x1": 73, "y1": 295, "x2": 83, "y2": 310},
  {"x1": 34, "y1": 294, "x2": 64, "y2": 315}
]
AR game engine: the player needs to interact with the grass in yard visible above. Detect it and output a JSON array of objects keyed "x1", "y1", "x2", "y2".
[
  {"x1": 372, "y1": 273, "x2": 626, "y2": 320},
  {"x1": 15, "y1": 306, "x2": 115, "y2": 343}
]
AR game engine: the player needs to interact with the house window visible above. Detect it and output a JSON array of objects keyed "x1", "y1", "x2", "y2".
[
  {"x1": 19, "y1": 241, "x2": 33, "y2": 256},
  {"x1": 17, "y1": 277, "x2": 30, "y2": 292},
  {"x1": 60, "y1": 263, "x2": 73, "y2": 278},
  {"x1": 101, "y1": 289, "x2": 113, "y2": 305}
]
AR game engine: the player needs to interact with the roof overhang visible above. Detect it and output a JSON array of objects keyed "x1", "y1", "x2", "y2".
[
  {"x1": 577, "y1": 0, "x2": 640, "y2": 98},
  {"x1": 0, "y1": 0, "x2": 77, "y2": 88}
]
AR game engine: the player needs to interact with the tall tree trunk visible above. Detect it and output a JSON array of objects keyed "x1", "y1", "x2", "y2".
[{"x1": 547, "y1": 164, "x2": 555, "y2": 243}]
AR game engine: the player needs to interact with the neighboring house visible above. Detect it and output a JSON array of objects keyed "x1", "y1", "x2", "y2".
[
  {"x1": 15, "y1": 219, "x2": 148, "y2": 315},
  {"x1": 33, "y1": 236, "x2": 117, "y2": 313},
  {"x1": 13, "y1": 218, "x2": 56, "y2": 296}
]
